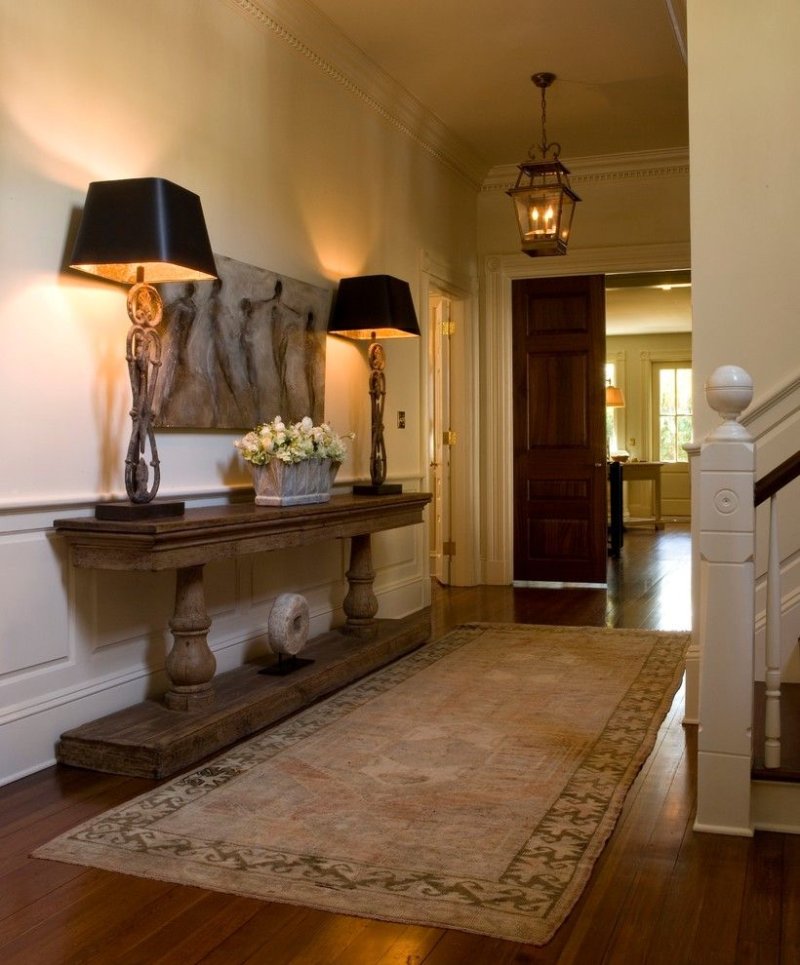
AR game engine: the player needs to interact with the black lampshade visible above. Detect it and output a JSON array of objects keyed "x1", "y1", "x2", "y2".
[
  {"x1": 70, "y1": 177, "x2": 217, "y2": 284},
  {"x1": 328, "y1": 274, "x2": 420, "y2": 339}
]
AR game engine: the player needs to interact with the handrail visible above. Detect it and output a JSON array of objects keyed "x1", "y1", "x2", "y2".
[{"x1": 754, "y1": 450, "x2": 800, "y2": 506}]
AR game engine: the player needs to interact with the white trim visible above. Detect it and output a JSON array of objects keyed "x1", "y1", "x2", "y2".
[
  {"x1": 482, "y1": 149, "x2": 690, "y2": 192},
  {"x1": 419, "y1": 251, "x2": 481, "y2": 586},
  {"x1": 741, "y1": 369, "x2": 800, "y2": 438},
  {"x1": 664, "y1": 0, "x2": 688, "y2": 65}
]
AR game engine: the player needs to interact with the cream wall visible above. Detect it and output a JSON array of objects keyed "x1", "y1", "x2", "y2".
[
  {"x1": 689, "y1": 1, "x2": 800, "y2": 442},
  {"x1": 688, "y1": 4, "x2": 800, "y2": 696},
  {"x1": 0, "y1": 0, "x2": 479, "y2": 783}
]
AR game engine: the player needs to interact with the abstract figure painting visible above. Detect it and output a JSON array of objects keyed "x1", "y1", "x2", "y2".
[{"x1": 153, "y1": 254, "x2": 330, "y2": 429}]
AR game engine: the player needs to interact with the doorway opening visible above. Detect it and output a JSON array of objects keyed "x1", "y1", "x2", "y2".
[
  {"x1": 605, "y1": 270, "x2": 693, "y2": 527},
  {"x1": 428, "y1": 290, "x2": 456, "y2": 585}
]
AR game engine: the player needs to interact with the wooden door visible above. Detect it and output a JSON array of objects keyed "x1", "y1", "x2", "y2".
[{"x1": 512, "y1": 275, "x2": 607, "y2": 584}]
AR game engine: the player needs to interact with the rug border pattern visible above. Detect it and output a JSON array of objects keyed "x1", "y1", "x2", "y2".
[{"x1": 34, "y1": 624, "x2": 689, "y2": 944}]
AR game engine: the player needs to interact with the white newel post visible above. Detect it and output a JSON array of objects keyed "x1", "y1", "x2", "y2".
[{"x1": 694, "y1": 366, "x2": 755, "y2": 836}]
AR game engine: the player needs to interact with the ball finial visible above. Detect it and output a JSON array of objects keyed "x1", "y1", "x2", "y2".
[{"x1": 705, "y1": 366, "x2": 753, "y2": 439}]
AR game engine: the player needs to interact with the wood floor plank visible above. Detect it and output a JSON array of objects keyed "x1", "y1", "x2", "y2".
[
  {"x1": 4, "y1": 524, "x2": 796, "y2": 965},
  {"x1": 555, "y1": 694, "x2": 690, "y2": 963},
  {"x1": 0, "y1": 872, "x2": 176, "y2": 964},
  {"x1": 78, "y1": 885, "x2": 214, "y2": 965},
  {"x1": 124, "y1": 893, "x2": 264, "y2": 965},
  {"x1": 781, "y1": 834, "x2": 800, "y2": 961},
  {"x1": 193, "y1": 903, "x2": 311, "y2": 964},
  {"x1": 325, "y1": 919, "x2": 436, "y2": 965},
  {"x1": 333, "y1": 921, "x2": 442, "y2": 965},
  {"x1": 737, "y1": 832, "x2": 783, "y2": 955}
]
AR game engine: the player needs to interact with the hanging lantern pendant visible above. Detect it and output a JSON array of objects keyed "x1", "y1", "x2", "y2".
[{"x1": 508, "y1": 72, "x2": 580, "y2": 257}]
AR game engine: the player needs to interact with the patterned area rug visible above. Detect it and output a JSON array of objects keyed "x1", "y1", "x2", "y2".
[{"x1": 35, "y1": 624, "x2": 689, "y2": 944}]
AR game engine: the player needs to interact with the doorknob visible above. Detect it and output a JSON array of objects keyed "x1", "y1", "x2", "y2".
[{"x1": 594, "y1": 462, "x2": 603, "y2": 468}]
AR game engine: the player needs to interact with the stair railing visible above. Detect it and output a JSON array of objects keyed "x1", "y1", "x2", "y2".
[{"x1": 754, "y1": 451, "x2": 800, "y2": 768}]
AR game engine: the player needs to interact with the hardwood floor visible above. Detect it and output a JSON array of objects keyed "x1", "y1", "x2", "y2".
[{"x1": 2, "y1": 524, "x2": 798, "y2": 964}]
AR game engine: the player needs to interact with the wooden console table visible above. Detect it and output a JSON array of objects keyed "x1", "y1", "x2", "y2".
[
  {"x1": 608, "y1": 461, "x2": 664, "y2": 558},
  {"x1": 54, "y1": 492, "x2": 431, "y2": 776}
]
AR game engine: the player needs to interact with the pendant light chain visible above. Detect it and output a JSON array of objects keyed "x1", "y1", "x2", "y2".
[
  {"x1": 540, "y1": 82, "x2": 549, "y2": 158},
  {"x1": 530, "y1": 72, "x2": 561, "y2": 162}
]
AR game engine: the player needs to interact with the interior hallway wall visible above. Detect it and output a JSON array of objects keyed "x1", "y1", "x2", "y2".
[{"x1": 0, "y1": 0, "x2": 480, "y2": 783}]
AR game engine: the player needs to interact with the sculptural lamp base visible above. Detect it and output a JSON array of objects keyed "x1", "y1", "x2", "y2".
[
  {"x1": 95, "y1": 499, "x2": 186, "y2": 521},
  {"x1": 353, "y1": 482, "x2": 403, "y2": 496}
]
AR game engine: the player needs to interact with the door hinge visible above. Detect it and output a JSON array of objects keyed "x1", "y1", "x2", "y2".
[
  {"x1": 443, "y1": 540, "x2": 456, "y2": 556},
  {"x1": 443, "y1": 430, "x2": 456, "y2": 446},
  {"x1": 441, "y1": 320, "x2": 456, "y2": 337}
]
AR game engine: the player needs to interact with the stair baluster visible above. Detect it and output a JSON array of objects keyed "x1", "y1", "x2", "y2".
[{"x1": 764, "y1": 493, "x2": 782, "y2": 767}]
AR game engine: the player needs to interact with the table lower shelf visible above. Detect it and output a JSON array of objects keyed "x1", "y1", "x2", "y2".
[{"x1": 57, "y1": 611, "x2": 431, "y2": 779}]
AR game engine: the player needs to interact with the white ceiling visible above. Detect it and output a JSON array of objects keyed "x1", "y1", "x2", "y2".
[{"x1": 307, "y1": 0, "x2": 688, "y2": 168}]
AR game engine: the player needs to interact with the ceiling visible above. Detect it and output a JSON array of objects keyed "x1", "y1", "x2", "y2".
[
  {"x1": 307, "y1": 0, "x2": 688, "y2": 168},
  {"x1": 306, "y1": 0, "x2": 690, "y2": 335},
  {"x1": 606, "y1": 272, "x2": 691, "y2": 336}
]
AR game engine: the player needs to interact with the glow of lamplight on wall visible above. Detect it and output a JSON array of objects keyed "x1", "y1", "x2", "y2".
[
  {"x1": 1, "y1": 27, "x2": 164, "y2": 189},
  {"x1": 3, "y1": 276, "x2": 129, "y2": 459},
  {"x1": 324, "y1": 334, "x2": 368, "y2": 477},
  {"x1": 4, "y1": 275, "x2": 128, "y2": 392}
]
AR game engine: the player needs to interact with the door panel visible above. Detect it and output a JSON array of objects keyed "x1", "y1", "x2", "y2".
[{"x1": 512, "y1": 275, "x2": 607, "y2": 584}]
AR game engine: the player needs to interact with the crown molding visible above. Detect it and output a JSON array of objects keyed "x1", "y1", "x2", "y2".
[
  {"x1": 222, "y1": 0, "x2": 489, "y2": 188},
  {"x1": 482, "y1": 148, "x2": 690, "y2": 192},
  {"x1": 664, "y1": 0, "x2": 688, "y2": 65}
]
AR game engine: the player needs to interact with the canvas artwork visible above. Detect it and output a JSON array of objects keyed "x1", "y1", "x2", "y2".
[{"x1": 152, "y1": 254, "x2": 330, "y2": 430}]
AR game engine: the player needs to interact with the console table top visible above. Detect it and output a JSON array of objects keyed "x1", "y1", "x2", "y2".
[{"x1": 54, "y1": 492, "x2": 431, "y2": 571}]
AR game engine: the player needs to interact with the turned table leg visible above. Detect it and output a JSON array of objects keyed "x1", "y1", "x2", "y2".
[
  {"x1": 164, "y1": 564, "x2": 216, "y2": 710},
  {"x1": 342, "y1": 533, "x2": 379, "y2": 638}
]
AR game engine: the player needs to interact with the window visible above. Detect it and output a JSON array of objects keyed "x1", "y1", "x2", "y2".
[{"x1": 655, "y1": 365, "x2": 692, "y2": 462}]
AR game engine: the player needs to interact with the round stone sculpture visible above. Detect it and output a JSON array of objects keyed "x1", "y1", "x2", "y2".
[{"x1": 268, "y1": 592, "x2": 310, "y2": 656}]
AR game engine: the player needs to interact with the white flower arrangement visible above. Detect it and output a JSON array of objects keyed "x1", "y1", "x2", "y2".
[{"x1": 234, "y1": 416, "x2": 351, "y2": 467}]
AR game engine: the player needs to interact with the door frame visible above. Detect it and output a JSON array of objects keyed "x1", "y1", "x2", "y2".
[
  {"x1": 482, "y1": 241, "x2": 691, "y2": 584},
  {"x1": 428, "y1": 290, "x2": 453, "y2": 584},
  {"x1": 420, "y1": 250, "x2": 481, "y2": 586}
]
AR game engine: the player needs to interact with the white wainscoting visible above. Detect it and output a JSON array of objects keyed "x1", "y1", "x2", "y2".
[{"x1": 0, "y1": 484, "x2": 430, "y2": 786}]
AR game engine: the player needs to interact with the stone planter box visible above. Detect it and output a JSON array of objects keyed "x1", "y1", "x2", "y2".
[{"x1": 252, "y1": 458, "x2": 340, "y2": 506}]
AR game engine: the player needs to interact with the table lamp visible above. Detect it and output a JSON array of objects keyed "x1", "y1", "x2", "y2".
[
  {"x1": 327, "y1": 275, "x2": 420, "y2": 495},
  {"x1": 70, "y1": 177, "x2": 217, "y2": 519},
  {"x1": 606, "y1": 382, "x2": 625, "y2": 459}
]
